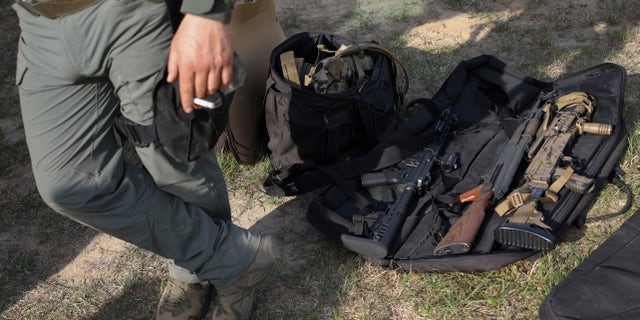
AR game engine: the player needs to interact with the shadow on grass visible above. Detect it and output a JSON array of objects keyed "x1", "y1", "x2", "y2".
[
  {"x1": 0, "y1": 184, "x2": 99, "y2": 313},
  {"x1": 82, "y1": 278, "x2": 162, "y2": 320}
]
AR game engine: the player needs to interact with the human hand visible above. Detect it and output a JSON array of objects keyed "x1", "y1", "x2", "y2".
[{"x1": 167, "y1": 14, "x2": 234, "y2": 113}]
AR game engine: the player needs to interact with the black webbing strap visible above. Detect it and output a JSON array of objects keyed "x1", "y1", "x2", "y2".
[
  {"x1": 113, "y1": 116, "x2": 158, "y2": 148},
  {"x1": 582, "y1": 166, "x2": 633, "y2": 224}
]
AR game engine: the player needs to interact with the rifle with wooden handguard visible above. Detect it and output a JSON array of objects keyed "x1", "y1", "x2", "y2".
[
  {"x1": 433, "y1": 105, "x2": 544, "y2": 255},
  {"x1": 494, "y1": 92, "x2": 613, "y2": 251}
]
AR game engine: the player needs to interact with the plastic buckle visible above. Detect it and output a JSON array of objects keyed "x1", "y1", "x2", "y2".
[
  {"x1": 17, "y1": 0, "x2": 42, "y2": 17},
  {"x1": 508, "y1": 192, "x2": 525, "y2": 209}
]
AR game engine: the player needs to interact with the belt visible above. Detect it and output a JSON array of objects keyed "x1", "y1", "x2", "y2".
[{"x1": 16, "y1": 0, "x2": 102, "y2": 19}]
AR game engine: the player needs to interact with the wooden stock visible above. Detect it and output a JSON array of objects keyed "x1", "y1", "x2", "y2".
[
  {"x1": 434, "y1": 190, "x2": 494, "y2": 255},
  {"x1": 449, "y1": 184, "x2": 483, "y2": 206}
]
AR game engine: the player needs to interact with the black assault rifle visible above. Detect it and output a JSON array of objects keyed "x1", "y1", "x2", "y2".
[{"x1": 340, "y1": 108, "x2": 457, "y2": 258}]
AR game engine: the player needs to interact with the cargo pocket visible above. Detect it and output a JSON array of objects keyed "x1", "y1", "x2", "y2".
[{"x1": 110, "y1": 54, "x2": 166, "y2": 125}]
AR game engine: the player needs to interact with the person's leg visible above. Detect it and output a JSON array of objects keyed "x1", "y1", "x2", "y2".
[
  {"x1": 220, "y1": 0, "x2": 286, "y2": 164},
  {"x1": 135, "y1": 148, "x2": 226, "y2": 319},
  {"x1": 14, "y1": 0, "x2": 266, "y2": 299}
]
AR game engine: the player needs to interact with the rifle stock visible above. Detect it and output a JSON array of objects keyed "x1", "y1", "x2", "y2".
[
  {"x1": 434, "y1": 189, "x2": 494, "y2": 255},
  {"x1": 341, "y1": 188, "x2": 414, "y2": 258}
]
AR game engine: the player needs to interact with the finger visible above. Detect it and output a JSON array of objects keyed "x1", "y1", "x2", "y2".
[
  {"x1": 166, "y1": 51, "x2": 178, "y2": 84},
  {"x1": 207, "y1": 70, "x2": 221, "y2": 96},
  {"x1": 208, "y1": 58, "x2": 233, "y2": 95},
  {"x1": 180, "y1": 72, "x2": 195, "y2": 113},
  {"x1": 221, "y1": 62, "x2": 233, "y2": 89},
  {"x1": 194, "y1": 70, "x2": 208, "y2": 100}
]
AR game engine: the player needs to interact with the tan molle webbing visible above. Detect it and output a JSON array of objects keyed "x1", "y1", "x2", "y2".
[
  {"x1": 541, "y1": 91, "x2": 594, "y2": 130},
  {"x1": 555, "y1": 91, "x2": 595, "y2": 114},
  {"x1": 544, "y1": 166, "x2": 575, "y2": 202},
  {"x1": 540, "y1": 101, "x2": 556, "y2": 131},
  {"x1": 495, "y1": 165, "x2": 575, "y2": 217},
  {"x1": 506, "y1": 202, "x2": 552, "y2": 230},
  {"x1": 495, "y1": 183, "x2": 536, "y2": 217},
  {"x1": 280, "y1": 51, "x2": 303, "y2": 87}
]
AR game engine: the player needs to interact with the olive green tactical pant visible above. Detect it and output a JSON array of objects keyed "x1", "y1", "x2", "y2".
[{"x1": 13, "y1": 0, "x2": 260, "y2": 289}]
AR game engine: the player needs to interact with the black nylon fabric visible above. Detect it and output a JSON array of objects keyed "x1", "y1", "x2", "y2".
[
  {"x1": 306, "y1": 55, "x2": 628, "y2": 273},
  {"x1": 154, "y1": 80, "x2": 232, "y2": 162},
  {"x1": 114, "y1": 77, "x2": 232, "y2": 163},
  {"x1": 263, "y1": 32, "x2": 403, "y2": 196},
  {"x1": 539, "y1": 210, "x2": 640, "y2": 320}
]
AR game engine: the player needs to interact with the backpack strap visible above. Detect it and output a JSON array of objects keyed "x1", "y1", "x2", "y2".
[
  {"x1": 263, "y1": 99, "x2": 441, "y2": 196},
  {"x1": 263, "y1": 128, "x2": 440, "y2": 196}
]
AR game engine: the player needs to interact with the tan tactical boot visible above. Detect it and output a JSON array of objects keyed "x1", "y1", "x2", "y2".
[
  {"x1": 156, "y1": 279, "x2": 213, "y2": 320},
  {"x1": 210, "y1": 236, "x2": 281, "y2": 320}
]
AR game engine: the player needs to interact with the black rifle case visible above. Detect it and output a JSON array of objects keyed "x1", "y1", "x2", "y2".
[
  {"x1": 306, "y1": 55, "x2": 629, "y2": 272},
  {"x1": 539, "y1": 208, "x2": 640, "y2": 320}
]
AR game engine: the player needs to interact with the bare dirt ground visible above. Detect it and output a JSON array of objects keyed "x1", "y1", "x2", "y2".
[{"x1": 1, "y1": 0, "x2": 639, "y2": 319}]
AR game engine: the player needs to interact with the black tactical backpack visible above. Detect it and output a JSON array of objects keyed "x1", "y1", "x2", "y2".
[{"x1": 262, "y1": 32, "x2": 409, "y2": 196}]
